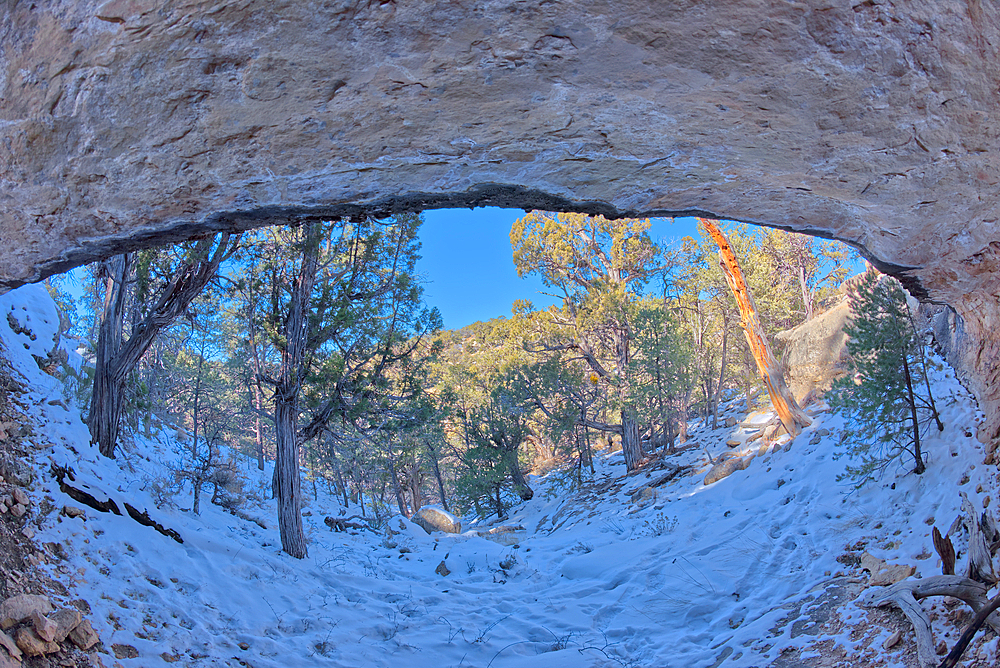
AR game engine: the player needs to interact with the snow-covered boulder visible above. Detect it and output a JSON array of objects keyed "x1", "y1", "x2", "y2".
[{"x1": 411, "y1": 506, "x2": 461, "y2": 534}]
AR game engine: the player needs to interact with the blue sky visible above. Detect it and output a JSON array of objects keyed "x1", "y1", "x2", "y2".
[{"x1": 416, "y1": 208, "x2": 701, "y2": 330}]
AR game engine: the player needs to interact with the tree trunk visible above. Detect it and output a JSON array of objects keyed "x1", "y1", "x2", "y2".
[
  {"x1": 621, "y1": 409, "x2": 643, "y2": 471},
  {"x1": 89, "y1": 254, "x2": 130, "y2": 458},
  {"x1": 274, "y1": 399, "x2": 307, "y2": 558},
  {"x1": 508, "y1": 451, "x2": 534, "y2": 501},
  {"x1": 901, "y1": 351, "x2": 926, "y2": 474},
  {"x1": 190, "y1": 346, "x2": 204, "y2": 514},
  {"x1": 699, "y1": 218, "x2": 812, "y2": 437},
  {"x1": 387, "y1": 443, "x2": 409, "y2": 517},
  {"x1": 426, "y1": 441, "x2": 450, "y2": 512},
  {"x1": 272, "y1": 224, "x2": 320, "y2": 559},
  {"x1": 798, "y1": 264, "x2": 814, "y2": 322},
  {"x1": 712, "y1": 316, "x2": 729, "y2": 428}
]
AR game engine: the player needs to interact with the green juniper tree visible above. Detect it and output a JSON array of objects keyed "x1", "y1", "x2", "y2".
[{"x1": 829, "y1": 268, "x2": 943, "y2": 483}]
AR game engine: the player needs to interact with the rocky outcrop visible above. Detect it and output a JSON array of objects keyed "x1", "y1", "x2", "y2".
[
  {"x1": 775, "y1": 301, "x2": 851, "y2": 402},
  {"x1": 1, "y1": 1, "x2": 999, "y2": 445}
]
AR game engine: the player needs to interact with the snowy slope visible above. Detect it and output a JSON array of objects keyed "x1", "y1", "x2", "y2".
[{"x1": 1, "y1": 284, "x2": 997, "y2": 668}]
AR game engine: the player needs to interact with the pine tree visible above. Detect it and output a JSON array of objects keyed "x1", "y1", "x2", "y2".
[{"x1": 828, "y1": 268, "x2": 943, "y2": 483}]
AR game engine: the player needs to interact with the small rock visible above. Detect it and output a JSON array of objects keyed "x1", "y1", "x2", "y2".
[
  {"x1": 21, "y1": 526, "x2": 34, "y2": 539},
  {"x1": 0, "y1": 496, "x2": 11, "y2": 508},
  {"x1": 816, "y1": 428, "x2": 830, "y2": 436},
  {"x1": 631, "y1": 486, "x2": 655, "y2": 504},
  {"x1": 11, "y1": 488, "x2": 28, "y2": 507},
  {"x1": 237, "y1": 642, "x2": 250, "y2": 650},
  {"x1": 860, "y1": 553, "x2": 916, "y2": 586},
  {"x1": 0, "y1": 504, "x2": 6, "y2": 514},
  {"x1": 936, "y1": 640, "x2": 948, "y2": 655},
  {"x1": 10, "y1": 504, "x2": 25, "y2": 518},
  {"x1": 883, "y1": 629, "x2": 901, "y2": 649},
  {"x1": 435, "y1": 560, "x2": 451, "y2": 577},
  {"x1": 63, "y1": 506, "x2": 86, "y2": 519},
  {"x1": 725, "y1": 439, "x2": 740, "y2": 448},
  {"x1": 30, "y1": 610, "x2": 57, "y2": 642},
  {"x1": 111, "y1": 644, "x2": 139, "y2": 659},
  {"x1": 724, "y1": 416, "x2": 737, "y2": 428},
  {"x1": 68, "y1": 619, "x2": 99, "y2": 650},
  {"x1": 48, "y1": 608, "x2": 83, "y2": 642},
  {"x1": 14, "y1": 627, "x2": 59, "y2": 657},
  {"x1": 0, "y1": 593, "x2": 53, "y2": 629},
  {"x1": 0, "y1": 629, "x2": 22, "y2": 661},
  {"x1": 809, "y1": 433, "x2": 822, "y2": 446}
]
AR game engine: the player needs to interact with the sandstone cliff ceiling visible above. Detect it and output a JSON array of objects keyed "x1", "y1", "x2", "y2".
[{"x1": 1, "y1": 0, "x2": 999, "y2": 439}]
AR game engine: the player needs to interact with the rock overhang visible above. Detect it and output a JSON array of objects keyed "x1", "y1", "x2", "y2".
[{"x1": 1, "y1": 0, "x2": 998, "y2": 441}]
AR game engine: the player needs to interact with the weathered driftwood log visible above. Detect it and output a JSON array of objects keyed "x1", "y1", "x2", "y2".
[
  {"x1": 960, "y1": 492, "x2": 996, "y2": 584},
  {"x1": 858, "y1": 575, "x2": 1000, "y2": 668},
  {"x1": 932, "y1": 526, "x2": 956, "y2": 576}
]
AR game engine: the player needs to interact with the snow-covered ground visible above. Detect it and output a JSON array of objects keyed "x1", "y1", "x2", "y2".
[{"x1": 2, "y1": 284, "x2": 997, "y2": 668}]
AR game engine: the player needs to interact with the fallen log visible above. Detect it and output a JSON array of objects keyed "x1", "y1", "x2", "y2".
[
  {"x1": 123, "y1": 502, "x2": 183, "y2": 544},
  {"x1": 50, "y1": 463, "x2": 182, "y2": 543}
]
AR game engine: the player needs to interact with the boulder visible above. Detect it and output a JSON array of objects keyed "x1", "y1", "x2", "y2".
[
  {"x1": 774, "y1": 301, "x2": 851, "y2": 403},
  {"x1": 724, "y1": 416, "x2": 737, "y2": 428},
  {"x1": 48, "y1": 608, "x2": 83, "y2": 642},
  {"x1": 30, "y1": 610, "x2": 56, "y2": 642},
  {"x1": 68, "y1": 619, "x2": 99, "y2": 650},
  {"x1": 860, "y1": 553, "x2": 916, "y2": 586},
  {"x1": 63, "y1": 505, "x2": 86, "y2": 519},
  {"x1": 411, "y1": 507, "x2": 461, "y2": 535},
  {"x1": 704, "y1": 456, "x2": 752, "y2": 486},
  {"x1": 10, "y1": 488, "x2": 27, "y2": 507},
  {"x1": 0, "y1": 594, "x2": 53, "y2": 629},
  {"x1": 14, "y1": 627, "x2": 58, "y2": 657}
]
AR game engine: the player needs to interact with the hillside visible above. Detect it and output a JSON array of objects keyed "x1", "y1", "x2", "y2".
[{"x1": 1, "y1": 284, "x2": 998, "y2": 668}]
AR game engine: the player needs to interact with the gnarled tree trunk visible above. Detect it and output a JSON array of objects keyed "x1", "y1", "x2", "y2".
[
  {"x1": 88, "y1": 233, "x2": 238, "y2": 458},
  {"x1": 88, "y1": 254, "x2": 130, "y2": 458}
]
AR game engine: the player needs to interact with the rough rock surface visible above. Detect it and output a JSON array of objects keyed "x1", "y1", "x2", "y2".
[
  {"x1": 775, "y1": 301, "x2": 851, "y2": 402},
  {"x1": 0, "y1": 594, "x2": 53, "y2": 630},
  {"x1": 1, "y1": 1, "x2": 999, "y2": 443},
  {"x1": 411, "y1": 506, "x2": 462, "y2": 534},
  {"x1": 67, "y1": 619, "x2": 99, "y2": 651}
]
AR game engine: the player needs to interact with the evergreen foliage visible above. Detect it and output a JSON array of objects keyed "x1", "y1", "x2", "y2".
[{"x1": 828, "y1": 268, "x2": 943, "y2": 484}]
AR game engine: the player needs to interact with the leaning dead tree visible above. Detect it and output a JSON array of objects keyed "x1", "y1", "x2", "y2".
[{"x1": 698, "y1": 218, "x2": 811, "y2": 437}]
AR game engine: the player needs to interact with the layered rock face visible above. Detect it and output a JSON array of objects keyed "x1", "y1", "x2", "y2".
[{"x1": 1, "y1": 1, "x2": 998, "y2": 443}]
